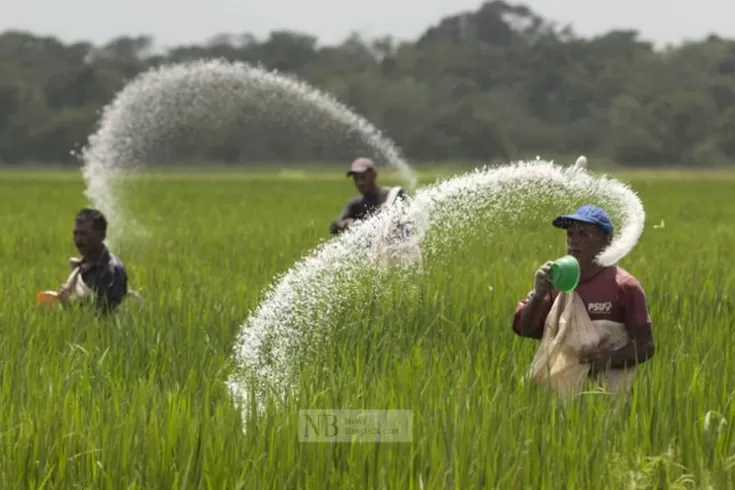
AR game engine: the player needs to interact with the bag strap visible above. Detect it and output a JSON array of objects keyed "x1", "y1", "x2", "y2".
[{"x1": 382, "y1": 186, "x2": 402, "y2": 209}]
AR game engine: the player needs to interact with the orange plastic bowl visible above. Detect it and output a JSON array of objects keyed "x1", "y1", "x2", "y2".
[{"x1": 36, "y1": 290, "x2": 60, "y2": 305}]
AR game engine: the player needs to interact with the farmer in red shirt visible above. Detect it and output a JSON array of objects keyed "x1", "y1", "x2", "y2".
[{"x1": 512, "y1": 204, "x2": 655, "y2": 379}]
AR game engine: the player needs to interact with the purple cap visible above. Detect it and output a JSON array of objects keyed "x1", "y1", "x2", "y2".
[{"x1": 347, "y1": 158, "x2": 375, "y2": 176}]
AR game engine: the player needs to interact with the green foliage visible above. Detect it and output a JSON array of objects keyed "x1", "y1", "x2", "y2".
[
  {"x1": 2, "y1": 1, "x2": 735, "y2": 167},
  {"x1": 0, "y1": 169, "x2": 733, "y2": 487}
]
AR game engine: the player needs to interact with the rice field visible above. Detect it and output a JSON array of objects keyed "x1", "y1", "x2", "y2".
[{"x1": 0, "y1": 167, "x2": 733, "y2": 489}]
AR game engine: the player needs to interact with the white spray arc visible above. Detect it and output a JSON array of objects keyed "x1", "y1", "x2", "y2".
[
  {"x1": 226, "y1": 157, "x2": 646, "y2": 415},
  {"x1": 78, "y1": 58, "x2": 417, "y2": 243}
]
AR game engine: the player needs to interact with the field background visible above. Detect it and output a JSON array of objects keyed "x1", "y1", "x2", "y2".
[{"x1": 1, "y1": 165, "x2": 734, "y2": 489}]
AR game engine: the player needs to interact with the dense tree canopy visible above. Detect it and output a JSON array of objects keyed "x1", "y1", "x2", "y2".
[{"x1": 2, "y1": 1, "x2": 734, "y2": 167}]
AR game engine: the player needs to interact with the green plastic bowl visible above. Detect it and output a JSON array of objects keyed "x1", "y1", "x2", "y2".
[{"x1": 549, "y1": 255, "x2": 581, "y2": 292}]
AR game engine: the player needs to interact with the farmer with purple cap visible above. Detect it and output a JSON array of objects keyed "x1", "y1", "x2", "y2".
[
  {"x1": 512, "y1": 204, "x2": 655, "y2": 379},
  {"x1": 329, "y1": 157, "x2": 408, "y2": 235}
]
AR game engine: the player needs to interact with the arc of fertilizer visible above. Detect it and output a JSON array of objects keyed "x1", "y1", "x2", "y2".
[
  {"x1": 226, "y1": 157, "x2": 647, "y2": 418},
  {"x1": 77, "y1": 58, "x2": 419, "y2": 245}
]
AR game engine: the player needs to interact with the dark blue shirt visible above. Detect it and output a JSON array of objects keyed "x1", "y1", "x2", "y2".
[
  {"x1": 76, "y1": 247, "x2": 128, "y2": 313},
  {"x1": 330, "y1": 187, "x2": 408, "y2": 234}
]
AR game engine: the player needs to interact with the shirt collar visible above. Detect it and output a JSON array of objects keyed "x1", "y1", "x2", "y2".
[{"x1": 78, "y1": 246, "x2": 111, "y2": 271}]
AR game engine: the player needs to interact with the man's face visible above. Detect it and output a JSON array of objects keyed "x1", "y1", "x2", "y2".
[
  {"x1": 565, "y1": 221, "x2": 610, "y2": 267},
  {"x1": 352, "y1": 170, "x2": 376, "y2": 195},
  {"x1": 74, "y1": 219, "x2": 103, "y2": 256}
]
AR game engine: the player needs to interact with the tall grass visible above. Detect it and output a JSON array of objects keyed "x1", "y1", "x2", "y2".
[{"x1": 0, "y1": 171, "x2": 732, "y2": 488}]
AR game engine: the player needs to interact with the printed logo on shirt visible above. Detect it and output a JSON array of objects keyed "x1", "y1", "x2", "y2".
[{"x1": 587, "y1": 301, "x2": 613, "y2": 313}]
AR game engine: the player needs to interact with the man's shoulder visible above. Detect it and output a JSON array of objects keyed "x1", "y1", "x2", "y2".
[
  {"x1": 105, "y1": 251, "x2": 128, "y2": 275},
  {"x1": 347, "y1": 195, "x2": 364, "y2": 206},
  {"x1": 385, "y1": 186, "x2": 407, "y2": 201},
  {"x1": 582, "y1": 265, "x2": 644, "y2": 293},
  {"x1": 596, "y1": 265, "x2": 647, "y2": 298},
  {"x1": 612, "y1": 266, "x2": 644, "y2": 288}
]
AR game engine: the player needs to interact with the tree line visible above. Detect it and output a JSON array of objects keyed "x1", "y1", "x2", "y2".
[{"x1": 2, "y1": 0, "x2": 735, "y2": 167}]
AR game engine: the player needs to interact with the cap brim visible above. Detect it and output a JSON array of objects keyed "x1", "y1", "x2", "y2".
[
  {"x1": 552, "y1": 214, "x2": 597, "y2": 229},
  {"x1": 552, "y1": 214, "x2": 613, "y2": 234},
  {"x1": 346, "y1": 169, "x2": 372, "y2": 176}
]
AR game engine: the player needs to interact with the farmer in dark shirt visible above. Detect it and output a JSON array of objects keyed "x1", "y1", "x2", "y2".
[
  {"x1": 512, "y1": 205, "x2": 655, "y2": 382},
  {"x1": 329, "y1": 157, "x2": 408, "y2": 235},
  {"x1": 57, "y1": 208, "x2": 128, "y2": 313}
]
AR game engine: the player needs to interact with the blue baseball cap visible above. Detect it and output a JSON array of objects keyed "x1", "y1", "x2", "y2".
[{"x1": 552, "y1": 204, "x2": 613, "y2": 235}]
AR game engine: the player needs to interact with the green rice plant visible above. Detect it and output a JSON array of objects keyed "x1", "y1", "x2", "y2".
[{"x1": 0, "y1": 169, "x2": 732, "y2": 489}]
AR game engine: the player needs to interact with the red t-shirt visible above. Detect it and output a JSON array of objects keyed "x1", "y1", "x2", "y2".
[{"x1": 512, "y1": 265, "x2": 652, "y2": 339}]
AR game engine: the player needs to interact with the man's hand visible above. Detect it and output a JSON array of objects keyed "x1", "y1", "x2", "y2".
[
  {"x1": 56, "y1": 284, "x2": 72, "y2": 303},
  {"x1": 579, "y1": 347, "x2": 612, "y2": 374},
  {"x1": 533, "y1": 261, "x2": 553, "y2": 296},
  {"x1": 340, "y1": 218, "x2": 355, "y2": 229}
]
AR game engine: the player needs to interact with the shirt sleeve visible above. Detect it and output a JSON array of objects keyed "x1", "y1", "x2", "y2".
[
  {"x1": 512, "y1": 290, "x2": 553, "y2": 339},
  {"x1": 620, "y1": 277, "x2": 652, "y2": 327},
  {"x1": 96, "y1": 264, "x2": 128, "y2": 313},
  {"x1": 329, "y1": 198, "x2": 358, "y2": 234}
]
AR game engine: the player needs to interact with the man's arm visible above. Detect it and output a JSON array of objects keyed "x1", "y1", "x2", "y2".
[
  {"x1": 597, "y1": 324, "x2": 654, "y2": 370},
  {"x1": 329, "y1": 199, "x2": 357, "y2": 234},
  {"x1": 512, "y1": 291, "x2": 553, "y2": 339},
  {"x1": 589, "y1": 278, "x2": 654, "y2": 371},
  {"x1": 95, "y1": 265, "x2": 128, "y2": 314}
]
